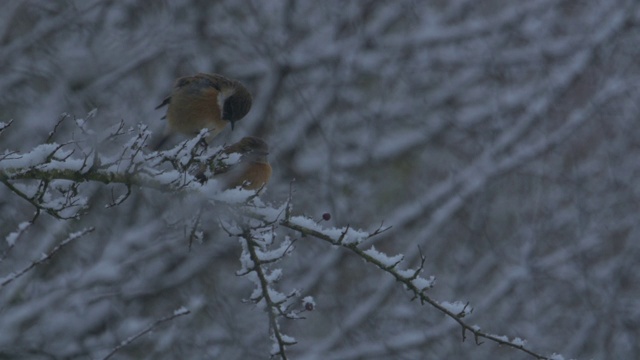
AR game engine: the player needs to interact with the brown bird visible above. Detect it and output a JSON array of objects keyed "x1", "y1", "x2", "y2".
[
  {"x1": 154, "y1": 73, "x2": 252, "y2": 149},
  {"x1": 208, "y1": 136, "x2": 272, "y2": 191}
]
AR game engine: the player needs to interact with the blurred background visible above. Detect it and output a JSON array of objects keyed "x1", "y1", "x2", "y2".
[{"x1": 1, "y1": 1, "x2": 640, "y2": 359}]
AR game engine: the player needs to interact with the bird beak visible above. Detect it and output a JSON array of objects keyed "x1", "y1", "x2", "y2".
[{"x1": 230, "y1": 119, "x2": 235, "y2": 131}]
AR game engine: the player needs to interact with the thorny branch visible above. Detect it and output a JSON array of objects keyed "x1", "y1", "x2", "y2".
[
  {"x1": 278, "y1": 217, "x2": 553, "y2": 360},
  {"x1": 0, "y1": 227, "x2": 95, "y2": 288},
  {"x1": 1, "y1": 221, "x2": 31, "y2": 262},
  {"x1": 100, "y1": 307, "x2": 191, "y2": 360},
  {"x1": 244, "y1": 232, "x2": 292, "y2": 359},
  {"x1": 230, "y1": 222, "x2": 300, "y2": 360},
  {"x1": 0, "y1": 121, "x2": 224, "y2": 219},
  {"x1": 1, "y1": 117, "x2": 558, "y2": 359}
]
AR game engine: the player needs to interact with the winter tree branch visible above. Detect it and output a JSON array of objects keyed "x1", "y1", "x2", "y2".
[
  {"x1": 1, "y1": 117, "x2": 563, "y2": 359},
  {"x1": 99, "y1": 307, "x2": 191, "y2": 360}
]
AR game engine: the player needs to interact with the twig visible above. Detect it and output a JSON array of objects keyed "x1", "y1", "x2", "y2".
[
  {"x1": 0, "y1": 227, "x2": 95, "y2": 288},
  {"x1": 100, "y1": 307, "x2": 191, "y2": 360},
  {"x1": 280, "y1": 218, "x2": 551, "y2": 360},
  {"x1": 1, "y1": 221, "x2": 31, "y2": 262},
  {"x1": 0, "y1": 119, "x2": 14, "y2": 135},
  {"x1": 240, "y1": 227, "x2": 296, "y2": 360}
]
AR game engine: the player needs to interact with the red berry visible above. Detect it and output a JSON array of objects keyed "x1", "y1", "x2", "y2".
[{"x1": 322, "y1": 213, "x2": 331, "y2": 221}]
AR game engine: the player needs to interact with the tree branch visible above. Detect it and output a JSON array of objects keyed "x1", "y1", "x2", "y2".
[
  {"x1": 100, "y1": 307, "x2": 191, "y2": 360},
  {"x1": 278, "y1": 217, "x2": 553, "y2": 360},
  {"x1": 0, "y1": 227, "x2": 95, "y2": 288}
]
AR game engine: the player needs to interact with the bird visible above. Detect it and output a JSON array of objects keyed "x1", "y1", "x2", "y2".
[
  {"x1": 153, "y1": 73, "x2": 252, "y2": 149},
  {"x1": 204, "y1": 136, "x2": 272, "y2": 191}
]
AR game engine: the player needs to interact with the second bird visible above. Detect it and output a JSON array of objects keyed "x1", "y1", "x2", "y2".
[
  {"x1": 154, "y1": 73, "x2": 252, "y2": 149},
  {"x1": 210, "y1": 136, "x2": 272, "y2": 191}
]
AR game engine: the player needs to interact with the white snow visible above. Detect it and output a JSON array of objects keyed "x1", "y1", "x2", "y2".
[
  {"x1": 210, "y1": 187, "x2": 259, "y2": 204},
  {"x1": 238, "y1": 240, "x2": 255, "y2": 272},
  {"x1": 251, "y1": 204, "x2": 286, "y2": 223},
  {"x1": 411, "y1": 276, "x2": 435, "y2": 291},
  {"x1": 363, "y1": 245, "x2": 403, "y2": 267},
  {"x1": 255, "y1": 241, "x2": 293, "y2": 262},
  {"x1": 324, "y1": 227, "x2": 369, "y2": 245},
  {"x1": 5, "y1": 221, "x2": 30, "y2": 246},
  {"x1": 0, "y1": 144, "x2": 65, "y2": 171},
  {"x1": 289, "y1": 215, "x2": 321, "y2": 231},
  {"x1": 493, "y1": 334, "x2": 509, "y2": 342},
  {"x1": 395, "y1": 269, "x2": 417, "y2": 279},
  {"x1": 511, "y1": 337, "x2": 527, "y2": 346},
  {"x1": 549, "y1": 353, "x2": 565, "y2": 360},
  {"x1": 279, "y1": 334, "x2": 296, "y2": 344},
  {"x1": 267, "y1": 287, "x2": 286, "y2": 304},
  {"x1": 173, "y1": 306, "x2": 189, "y2": 316},
  {"x1": 302, "y1": 296, "x2": 315, "y2": 307},
  {"x1": 265, "y1": 269, "x2": 283, "y2": 283},
  {"x1": 440, "y1": 301, "x2": 471, "y2": 316}
]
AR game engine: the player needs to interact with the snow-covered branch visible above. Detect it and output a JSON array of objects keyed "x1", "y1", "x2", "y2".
[
  {"x1": 99, "y1": 307, "x2": 191, "y2": 360},
  {"x1": 2, "y1": 117, "x2": 557, "y2": 358},
  {"x1": 0, "y1": 227, "x2": 95, "y2": 288},
  {"x1": 0, "y1": 118, "x2": 233, "y2": 219},
  {"x1": 236, "y1": 224, "x2": 298, "y2": 360},
  {"x1": 275, "y1": 214, "x2": 554, "y2": 360}
]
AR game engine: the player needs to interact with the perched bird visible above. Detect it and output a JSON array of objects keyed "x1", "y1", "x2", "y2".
[
  {"x1": 206, "y1": 136, "x2": 272, "y2": 191},
  {"x1": 154, "y1": 73, "x2": 252, "y2": 149}
]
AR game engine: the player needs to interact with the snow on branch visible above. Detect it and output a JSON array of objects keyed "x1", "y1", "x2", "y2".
[
  {"x1": 229, "y1": 196, "x2": 560, "y2": 359},
  {"x1": 2, "y1": 221, "x2": 31, "y2": 262},
  {"x1": 0, "y1": 120, "x2": 13, "y2": 134},
  {"x1": 264, "y1": 209, "x2": 555, "y2": 360},
  {"x1": 230, "y1": 222, "x2": 305, "y2": 360},
  {"x1": 0, "y1": 116, "x2": 563, "y2": 359},
  {"x1": 99, "y1": 306, "x2": 191, "y2": 360},
  {"x1": 0, "y1": 114, "x2": 232, "y2": 219},
  {"x1": 0, "y1": 227, "x2": 95, "y2": 288}
]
